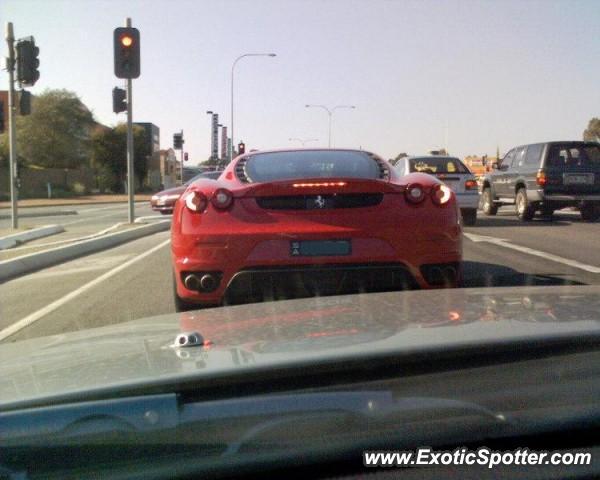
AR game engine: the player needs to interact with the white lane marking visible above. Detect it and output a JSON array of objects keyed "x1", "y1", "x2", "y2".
[
  {"x1": 63, "y1": 210, "x2": 130, "y2": 225},
  {"x1": 464, "y1": 233, "x2": 600, "y2": 274},
  {"x1": 9, "y1": 254, "x2": 134, "y2": 281},
  {"x1": 0, "y1": 237, "x2": 171, "y2": 341}
]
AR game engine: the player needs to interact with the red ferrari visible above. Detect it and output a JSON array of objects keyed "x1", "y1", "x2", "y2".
[{"x1": 171, "y1": 149, "x2": 462, "y2": 311}]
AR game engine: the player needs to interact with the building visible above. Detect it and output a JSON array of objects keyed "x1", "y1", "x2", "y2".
[
  {"x1": 134, "y1": 122, "x2": 160, "y2": 154},
  {"x1": 133, "y1": 122, "x2": 161, "y2": 188},
  {"x1": 463, "y1": 155, "x2": 499, "y2": 177},
  {"x1": 147, "y1": 148, "x2": 178, "y2": 190}
]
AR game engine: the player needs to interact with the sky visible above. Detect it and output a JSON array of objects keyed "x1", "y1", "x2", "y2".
[{"x1": 2, "y1": 0, "x2": 599, "y2": 164}]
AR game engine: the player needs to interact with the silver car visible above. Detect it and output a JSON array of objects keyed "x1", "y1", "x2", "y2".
[{"x1": 394, "y1": 155, "x2": 479, "y2": 225}]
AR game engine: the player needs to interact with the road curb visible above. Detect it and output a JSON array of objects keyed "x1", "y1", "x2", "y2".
[
  {"x1": 0, "y1": 221, "x2": 170, "y2": 282},
  {"x1": 0, "y1": 225, "x2": 65, "y2": 250},
  {"x1": 0, "y1": 210, "x2": 77, "y2": 220}
]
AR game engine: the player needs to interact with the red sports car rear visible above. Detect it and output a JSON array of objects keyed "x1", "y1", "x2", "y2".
[{"x1": 171, "y1": 149, "x2": 462, "y2": 311}]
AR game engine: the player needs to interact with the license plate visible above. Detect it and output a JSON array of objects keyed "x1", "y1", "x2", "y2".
[
  {"x1": 564, "y1": 174, "x2": 594, "y2": 185},
  {"x1": 291, "y1": 240, "x2": 351, "y2": 257}
]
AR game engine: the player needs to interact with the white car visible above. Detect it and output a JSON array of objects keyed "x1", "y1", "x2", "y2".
[{"x1": 394, "y1": 155, "x2": 479, "y2": 225}]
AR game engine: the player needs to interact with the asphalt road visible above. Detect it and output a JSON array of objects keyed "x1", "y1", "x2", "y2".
[
  {"x1": 0, "y1": 202, "x2": 157, "y2": 251},
  {"x1": 1, "y1": 207, "x2": 599, "y2": 343}
]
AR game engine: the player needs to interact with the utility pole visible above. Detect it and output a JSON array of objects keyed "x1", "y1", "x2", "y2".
[{"x1": 5, "y1": 22, "x2": 18, "y2": 229}]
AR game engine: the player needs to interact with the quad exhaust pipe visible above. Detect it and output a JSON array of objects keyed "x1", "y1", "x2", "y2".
[
  {"x1": 184, "y1": 273, "x2": 219, "y2": 292},
  {"x1": 421, "y1": 264, "x2": 458, "y2": 286}
]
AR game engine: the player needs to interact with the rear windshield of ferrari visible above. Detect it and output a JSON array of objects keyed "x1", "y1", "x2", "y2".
[
  {"x1": 244, "y1": 150, "x2": 381, "y2": 182},
  {"x1": 409, "y1": 157, "x2": 470, "y2": 174}
]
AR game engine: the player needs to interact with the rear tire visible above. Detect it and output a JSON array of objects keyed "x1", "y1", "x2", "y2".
[
  {"x1": 515, "y1": 188, "x2": 535, "y2": 221},
  {"x1": 461, "y1": 208, "x2": 477, "y2": 226},
  {"x1": 580, "y1": 203, "x2": 600, "y2": 222},
  {"x1": 481, "y1": 188, "x2": 498, "y2": 216}
]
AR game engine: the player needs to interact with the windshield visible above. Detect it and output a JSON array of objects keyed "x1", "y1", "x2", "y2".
[
  {"x1": 244, "y1": 150, "x2": 380, "y2": 182},
  {"x1": 1, "y1": 1, "x2": 599, "y2": 476},
  {"x1": 409, "y1": 157, "x2": 470, "y2": 174}
]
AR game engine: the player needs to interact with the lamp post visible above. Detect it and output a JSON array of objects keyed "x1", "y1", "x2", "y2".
[
  {"x1": 305, "y1": 104, "x2": 356, "y2": 148},
  {"x1": 288, "y1": 137, "x2": 319, "y2": 147},
  {"x1": 230, "y1": 52, "x2": 276, "y2": 161}
]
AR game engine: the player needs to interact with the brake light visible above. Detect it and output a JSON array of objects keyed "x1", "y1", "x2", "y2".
[
  {"x1": 184, "y1": 191, "x2": 208, "y2": 213},
  {"x1": 404, "y1": 183, "x2": 426, "y2": 204},
  {"x1": 431, "y1": 184, "x2": 452, "y2": 205},
  {"x1": 292, "y1": 182, "x2": 347, "y2": 188},
  {"x1": 536, "y1": 171, "x2": 547, "y2": 186},
  {"x1": 211, "y1": 188, "x2": 233, "y2": 210},
  {"x1": 465, "y1": 179, "x2": 478, "y2": 190}
]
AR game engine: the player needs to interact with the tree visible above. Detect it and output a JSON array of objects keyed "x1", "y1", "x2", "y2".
[
  {"x1": 0, "y1": 133, "x2": 8, "y2": 169},
  {"x1": 91, "y1": 124, "x2": 150, "y2": 192},
  {"x1": 583, "y1": 118, "x2": 600, "y2": 142},
  {"x1": 16, "y1": 89, "x2": 96, "y2": 168}
]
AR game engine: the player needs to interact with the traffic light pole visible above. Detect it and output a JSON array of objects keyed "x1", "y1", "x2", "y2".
[
  {"x1": 180, "y1": 130, "x2": 184, "y2": 186},
  {"x1": 125, "y1": 18, "x2": 135, "y2": 224},
  {"x1": 5, "y1": 22, "x2": 18, "y2": 229}
]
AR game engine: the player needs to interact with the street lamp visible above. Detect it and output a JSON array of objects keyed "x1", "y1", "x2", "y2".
[
  {"x1": 288, "y1": 137, "x2": 319, "y2": 147},
  {"x1": 305, "y1": 104, "x2": 356, "y2": 148},
  {"x1": 230, "y1": 52, "x2": 277, "y2": 161}
]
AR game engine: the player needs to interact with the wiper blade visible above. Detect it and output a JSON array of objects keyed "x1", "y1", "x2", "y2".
[
  {"x1": 1, "y1": 394, "x2": 179, "y2": 443},
  {"x1": 1, "y1": 391, "x2": 508, "y2": 446},
  {"x1": 181, "y1": 391, "x2": 509, "y2": 425}
]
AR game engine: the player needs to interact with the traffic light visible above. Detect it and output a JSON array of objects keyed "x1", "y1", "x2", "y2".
[
  {"x1": 19, "y1": 90, "x2": 31, "y2": 115},
  {"x1": 112, "y1": 87, "x2": 127, "y2": 113},
  {"x1": 113, "y1": 27, "x2": 140, "y2": 79},
  {"x1": 238, "y1": 141, "x2": 246, "y2": 155},
  {"x1": 173, "y1": 133, "x2": 183, "y2": 150},
  {"x1": 184, "y1": 152, "x2": 189, "y2": 162},
  {"x1": 15, "y1": 37, "x2": 40, "y2": 86}
]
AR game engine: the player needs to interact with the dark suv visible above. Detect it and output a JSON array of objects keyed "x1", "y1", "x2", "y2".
[{"x1": 480, "y1": 141, "x2": 600, "y2": 222}]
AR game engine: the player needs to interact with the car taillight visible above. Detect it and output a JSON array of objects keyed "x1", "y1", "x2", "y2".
[
  {"x1": 211, "y1": 188, "x2": 233, "y2": 209},
  {"x1": 431, "y1": 184, "x2": 452, "y2": 206},
  {"x1": 404, "y1": 183, "x2": 426, "y2": 204},
  {"x1": 536, "y1": 171, "x2": 547, "y2": 186},
  {"x1": 465, "y1": 179, "x2": 478, "y2": 190},
  {"x1": 185, "y1": 191, "x2": 208, "y2": 213}
]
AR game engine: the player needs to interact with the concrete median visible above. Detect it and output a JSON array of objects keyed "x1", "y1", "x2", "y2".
[
  {"x1": 0, "y1": 225, "x2": 65, "y2": 250},
  {"x1": 0, "y1": 220, "x2": 170, "y2": 282}
]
